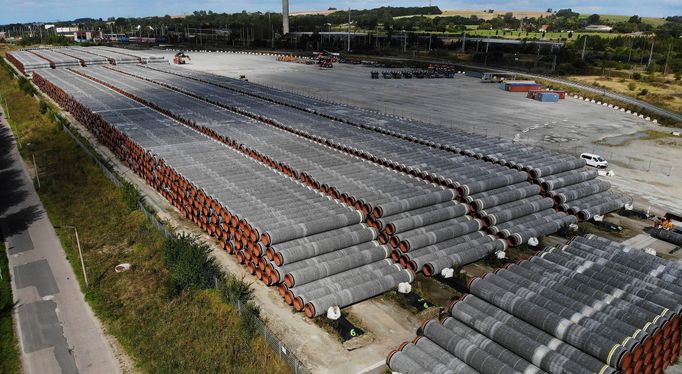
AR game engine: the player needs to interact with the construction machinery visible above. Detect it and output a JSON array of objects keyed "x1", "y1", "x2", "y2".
[{"x1": 173, "y1": 52, "x2": 191, "y2": 65}]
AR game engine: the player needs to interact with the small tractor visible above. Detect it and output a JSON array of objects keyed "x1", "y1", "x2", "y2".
[{"x1": 173, "y1": 52, "x2": 191, "y2": 65}]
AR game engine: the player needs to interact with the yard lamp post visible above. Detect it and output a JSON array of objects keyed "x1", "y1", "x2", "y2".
[{"x1": 55, "y1": 225, "x2": 88, "y2": 287}]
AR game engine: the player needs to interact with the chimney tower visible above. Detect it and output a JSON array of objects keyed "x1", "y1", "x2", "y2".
[{"x1": 282, "y1": 0, "x2": 290, "y2": 35}]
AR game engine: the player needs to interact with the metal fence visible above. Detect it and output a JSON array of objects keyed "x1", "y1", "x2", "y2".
[{"x1": 60, "y1": 121, "x2": 310, "y2": 374}]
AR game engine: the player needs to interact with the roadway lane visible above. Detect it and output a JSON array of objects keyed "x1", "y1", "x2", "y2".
[{"x1": 0, "y1": 105, "x2": 120, "y2": 373}]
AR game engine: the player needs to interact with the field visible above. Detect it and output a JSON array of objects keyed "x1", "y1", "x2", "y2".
[
  {"x1": 0, "y1": 54, "x2": 291, "y2": 373},
  {"x1": 567, "y1": 74, "x2": 682, "y2": 114},
  {"x1": 395, "y1": 9, "x2": 552, "y2": 20},
  {"x1": 460, "y1": 28, "x2": 624, "y2": 40}
]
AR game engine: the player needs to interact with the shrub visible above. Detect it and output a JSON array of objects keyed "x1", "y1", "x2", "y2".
[
  {"x1": 632, "y1": 72, "x2": 642, "y2": 80},
  {"x1": 628, "y1": 82, "x2": 637, "y2": 91},
  {"x1": 39, "y1": 100, "x2": 49, "y2": 114},
  {"x1": 219, "y1": 275, "x2": 254, "y2": 306},
  {"x1": 121, "y1": 182, "x2": 142, "y2": 212},
  {"x1": 17, "y1": 77, "x2": 36, "y2": 96},
  {"x1": 163, "y1": 234, "x2": 224, "y2": 297},
  {"x1": 638, "y1": 88, "x2": 649, "y2": 96}
]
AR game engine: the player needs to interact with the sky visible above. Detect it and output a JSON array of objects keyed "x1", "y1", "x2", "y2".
[{"x1": 1, "y1": 0, "x2": 680, "y2": 25}]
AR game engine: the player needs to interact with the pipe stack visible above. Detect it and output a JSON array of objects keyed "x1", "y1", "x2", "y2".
[
  {"x1": 53, "y1": 47, "x2": 109, "y2": 67},
  {"x1": 28, "y1": 48, "x2": 81, "y2": 69},
  {"x1": 389, "y1": 234, "x2": 682, "y2": 374},
  {"x1": 34, "y1": 68, "x2": 416, "y2": 319},
  {"x1": 6, "y1": 50, "x2": 51, "y2": 74}
]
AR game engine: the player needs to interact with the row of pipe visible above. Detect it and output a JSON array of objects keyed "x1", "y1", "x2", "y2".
[
  {"x1": 389, "y1": 234, "x2": 682, "y2": 374},
  {"x1": 33, "y1": 68, "x2": 416, "y2": 320}
]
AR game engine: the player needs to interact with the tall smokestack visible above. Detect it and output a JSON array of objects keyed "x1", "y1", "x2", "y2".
[{"x1": 282, "y1": 0, "x2": 290, "y2": 35}]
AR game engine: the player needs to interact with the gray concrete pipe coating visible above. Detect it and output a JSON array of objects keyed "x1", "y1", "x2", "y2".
[
  {"x1": 371, "y1": 189, "x2": 455, "y2": 218},
  {"x1": 384, "y1": 203, "x2": 468, "y2": 235},
  {"x1": 469, "y1": 184, "x2": 541, "y2": 211},
  {"x1": 270, "y1": 241, "x2": 380, "y2": 283},
  {"x1": 456, "y1": 171, "x2": 528, "y2": 197},
  {"x1": 291, "y1": 263, "x2": 404, "y2": 309},
  {"x1": 507, "y1": 215, "x2": 578, "y2": 246},
  {"x1": 574, "y1": 235, "x2": 682, "y2": 279},
  {"x1": 407, "y1": 235, "x2": 493, "y2": 272},
  {"x1": 540, "y1": 169, "x2": 598, "y2": 192},
  {"x1": 463, "y1": 181, "x2": 530, "y2": 203},
  {"x1": 476, "y1": 194, "x2": 543, "y2": 216},
  {"x1": 402, "y1": 232, "x2": 487, "y2": 263},
  {"x1": 502, "y1": 263, "x2": 662, "y2": 334},
  {"x1": 373, "y1": 201, "x2": 456, "y2": 230},
  {"x1": 391, "y1": 216, "x2": 472, "y2": 243},
  {"x1": 523, "y1": 258, "x2": 673, "y2": 323},
  {"x1": 262, "y1": 210, "x2": 364, "y2": 245},
  {"x1": 394, "y1": 342, "x2": 452, "y2": 374},
  {"x1": 497, "y1": 212, "x2": 568, "y2": 239},
  {"x1": 577, "y1": 197, "x2": 632, "y2": 221},
  {"x1": 452, "y1": 295, "x2": 617, "y2": 374},
  {"x1": 266, "y1": 224, "x2": 367, "y2": 252},
  {"x1": 494, "y1": 267, "x2": 654, "y2": 338},
  {"x1": 561, "y1": 191, "x2": 616, "y2": 213},
  {"x1": 386, "y1": 350, "x2": 432, "y2": 374},
  {"x1": 421, "y1": 319, "x2": 522, "y2": 374},
  {"x1": 487, "y1": 209, "x2": 556, "y2": 235},
  {"x1": 412, "y1": 337, "x2": 479, "y2": 374},
  {"x1": 558, "y1": 240, "x2": 682, "y2": 289},
  {"x1": 283, "y1": 243, "x2": 391, "y2": 287},
  {"x1": 468, "y1": 276, "x2": 630, "y2": 368},
  {"x1": 422, "y1": 240, "x2": 507, "y2": 277},
  {"x1": 543, "y1": 247, "x2": 682, "y2": 307},
  {"x1": 399, "y1": 219, "x2": 483, "y2": 252},
  {"x1": 286, "y1": 258, "x2": 396, "y2": 298},
  {"x1": 482, "y1": 197, "x2": 554, "y2": 226},
  {"x1": 538, "y1": 250, "x2": 682, "y2": 311},
  {"x1": 304, "y1": 268, "x2": 414, "y2": 318},
  {"x1": 481, "y1": 272, "x2": 645, "y2": 348},
  {"x1": 528, "y1": 158, "x2": 587, "y2": 179},
  {"x1": 449, "y1": 299, "x2": 604, "y2": 374},
  {"x1": 271, "y1": 226, "x2": 378, "y2": 265},
  {"x1": 439, "y1": 317, "x2": 546, "y2": 374},
  {"x1": 550, "y1": 180, "x2": 612, "y2": 204}
]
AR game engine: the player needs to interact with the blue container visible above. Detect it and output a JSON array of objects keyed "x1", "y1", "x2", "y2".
[{"x1": 538, "y1": 92, "x2": 560, "y2": 102}]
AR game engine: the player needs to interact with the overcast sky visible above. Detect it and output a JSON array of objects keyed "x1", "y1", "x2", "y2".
[{"x1": 1, "y1": 0, "x2": 680, "y2": 24}]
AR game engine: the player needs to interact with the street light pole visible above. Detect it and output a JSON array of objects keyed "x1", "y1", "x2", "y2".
[{"x1": 55, "y1": 225, "x2": 88, "y2": 287}]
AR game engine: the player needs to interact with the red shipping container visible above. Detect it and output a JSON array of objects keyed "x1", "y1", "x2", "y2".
[{"x1": 506, "y1": 84, "x2": 543, "y2": 92}]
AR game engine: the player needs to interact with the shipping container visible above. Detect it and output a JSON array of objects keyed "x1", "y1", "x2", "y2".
[{"x1": 537, "y1": 92, "x2": 560, "y2": 102}]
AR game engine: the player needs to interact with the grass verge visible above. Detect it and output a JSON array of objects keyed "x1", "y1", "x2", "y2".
[
  {"x1": 0, "y1": 56, "x2": 291, "y2": 373},
  {"x1": 0, "y1": 243, "x2": 21, "y2": 374}
]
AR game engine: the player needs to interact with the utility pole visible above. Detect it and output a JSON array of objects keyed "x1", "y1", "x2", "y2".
[
  {"x1": 581, "y1": 36, "x2": 587, "y2": 60},
  {"x1": 663, "y1": 43, "x2": 672, "y2": 75},
  {"x1": 347, "y1": 8, "x2": 351, "y2": 52},
  {"x1": 461, "y1": 32, "x2": 466, "y2": 52},
  {"x1": 428, "y1": 33, "x2": 432, "y2": 51},
  {"x1": 647, "y1": 40, "x2": 654, "y2": 67},
  {"x1": 55, "y1": 226, "x2": 88, "y2": 287}
]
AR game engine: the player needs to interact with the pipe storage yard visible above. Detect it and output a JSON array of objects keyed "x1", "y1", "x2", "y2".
[
  {"x1": 10, "y1": 47, "x2": 680, "y2": 373},
  {"x1": 389, "y1": 234, "x2": 682, "y2": 374}
]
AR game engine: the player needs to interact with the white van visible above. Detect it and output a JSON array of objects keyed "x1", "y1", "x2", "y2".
[{"x1": 580, "y1": 153, "x2": 608, "y2": 169}]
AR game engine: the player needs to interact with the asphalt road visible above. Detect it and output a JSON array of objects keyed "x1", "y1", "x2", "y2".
[{"x1": 0, "y1": 106, "x2": 120, "y2": 373}]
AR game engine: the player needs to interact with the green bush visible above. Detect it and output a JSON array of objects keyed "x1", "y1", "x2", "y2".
[
  {"x1": 639, "y1": 88, "x2": 649, "y2": 96},
  {"x1": 632, "y1": 72, "x2": 642, "y2": 80},
  {"x1": 219, "y1": 274, "x2": 254, "y2": 306},
  {"x1": 628, "y1": 82, "x2": 637, "y2": 91},
  {"x1": 39, "y1": 100, "x2": 49, "y2": 114},
  {"x1": 163, "y1": 234, "x2": 224, "y2": 297},
  {"x1": 17, "y1": 76, "x2": 36, "y2": 96},
  {"x1": 121, "y1": 182, "x2": 142, "y2": 212}
]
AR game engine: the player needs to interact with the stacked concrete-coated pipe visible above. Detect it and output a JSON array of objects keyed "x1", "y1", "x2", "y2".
[
  {"x1": 33, "y1": 69, "x2": 413, "y2": 319},
  {"x1": 6, "y1": 50, "x2": 52, "y2": 74},
  {"x1": 389, "y1": 234, "x2": 681, "y2": 374}
]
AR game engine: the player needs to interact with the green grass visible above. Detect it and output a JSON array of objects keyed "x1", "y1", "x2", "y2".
[
  {"x1": 0, "y1": 58, "x2": 291, "y2": 373},
  {"x1": 0, "y1": 243, "x2": 22, "y2": 374},
  {"x1": 462, "y1": 29, "x2": 625, "y2": 40}
]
